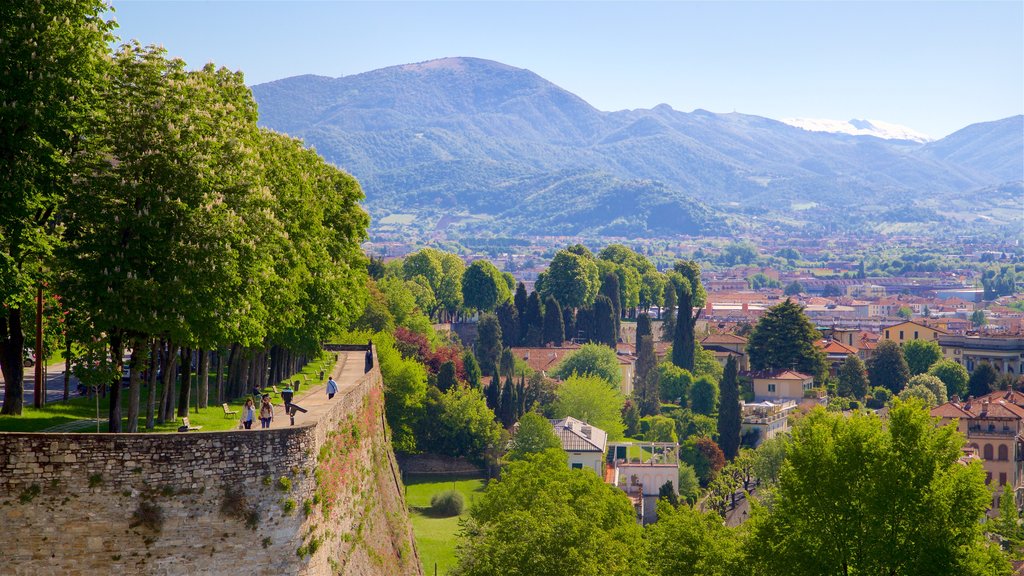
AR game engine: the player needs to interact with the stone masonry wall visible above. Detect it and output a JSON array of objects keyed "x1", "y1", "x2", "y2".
[{"x1": 0, "y1": 347, "x2": 421, "y2": 576}]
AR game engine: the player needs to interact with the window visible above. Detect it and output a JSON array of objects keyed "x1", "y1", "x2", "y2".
[
  {"x1": 999, "y1": 445, "x2": 1009, "y2": 461},
  {"x1": 899, "y1": 330, "x2": 904, "y2": 341},
  {"x1": 885, "y1": 330, "x2": 890, "y2": 339},
  {"x1": 767, "y1": 384, "x2": 777, "y2": 393},
  {"x1": 914, "y1": 331, "x2": 919, "y2": 339},
  {"x1": 984, "y1": 444, "x2": 994, "y2": 460},
  {"x1": 986, "y1": 472, "x2": 992, "y2": 484},
  {"x1": 571, "y1": 462, "x2": 583, "y2": 470},
  {"x1": 1000, "y1": 472, "x2": 1007, "y2": 486}
]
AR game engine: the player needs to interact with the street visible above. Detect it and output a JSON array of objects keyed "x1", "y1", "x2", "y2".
[{"x1": 0, "y1": 363, "x2": 81, "y2": 406}]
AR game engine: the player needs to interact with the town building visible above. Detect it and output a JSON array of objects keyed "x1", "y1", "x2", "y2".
[
  {"x1": 938, "y1": 335, "x2": 1024, "y2": 374},
  {"x1": 880, "y1": 320, "x2": 947, "y2": 343},
  {"x1": 700, "y1": 333, "x2": 749, "y2": 371},
  {"x1": 740, "y1": 400, "x2": 797, "y2": 446},
  {"x1": 605, "y1": 441, "x2": 680, "y2": 524},
  {"x1": 549, "y1": 416, "x2": 606, "y2": 476},
  {"x1": 747, "y1": 369, "x2": 817, "y2": 403}
]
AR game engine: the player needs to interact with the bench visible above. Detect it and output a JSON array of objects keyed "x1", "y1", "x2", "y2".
[
  {"x1": 272, "y1": 385, "x2": 280, "y2": 396},
  {"x1": 222, "y1": 403, "x2": 238, "y2": 419},
  {"x1": 179, "y1": 417, "x2": 202, "y2": 432}
]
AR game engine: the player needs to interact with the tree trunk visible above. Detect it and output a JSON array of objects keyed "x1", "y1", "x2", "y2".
[
  {"x1": 0, "y1": 309, "x2": 26, "y2": 415},
  {"x1": 158, "y1": 343, "x2": 179, "y2": 424},
  {"x1": 198, "y1": 348, "x2": 209, "y2": 409},
  {"x1": 177, "y1": 347, "x2": 192, "y2": 417},
  {"x1": 63, "y1": 338, "x2": 71, "y2": 402},
  {"x1": 126, "y1": 338, "x2": 143, "y2": 433},
  {"x1": 146, "y1": 339, "x2": 159, "y2": 430},
  {"x1": 108, "y1": 333, "x2": 124, "y2": 433},
  {"x1": 215, "y1": 347, "x2": 226, "y2": 404}
]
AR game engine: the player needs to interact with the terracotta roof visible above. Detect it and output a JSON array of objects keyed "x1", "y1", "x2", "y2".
[
  {"x1": 549, "y1": 417, "x2": 607, "y2": 452},
  {"x1": 511, "y1": 345, "x2": 580, "y2": 375},
  {"x1": 701, "y1": 334, "x2": 748, "y2": 345},
  {"x1": 815, "y1": 339, "x2": 859, "y2": 355},
  {"x1": 745, "y1": 369, "x2": 814, "y2": 380},
  {"x1": 931, "y1": 402, "x2": 975, "y2": 419},
  {"x1": 932, "y1": 397, "x2": 1024, "y2": 420}
]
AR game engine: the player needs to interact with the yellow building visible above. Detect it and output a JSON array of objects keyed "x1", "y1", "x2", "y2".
[
  {"x1": 750, "y1": 370, "x2": 816, "y2": 402},
  {"x1": 880, "y1": 320, "x2": 946, "y2": 344}
]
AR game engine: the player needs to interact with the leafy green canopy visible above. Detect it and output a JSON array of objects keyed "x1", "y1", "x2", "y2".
[{"x1": 747, "y1": 299, "x2": 826, "y2": 380}]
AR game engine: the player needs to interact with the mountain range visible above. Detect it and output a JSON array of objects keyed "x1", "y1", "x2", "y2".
[{"x1": 251, "y1": 57, "x2": 1023, "y2": 237}]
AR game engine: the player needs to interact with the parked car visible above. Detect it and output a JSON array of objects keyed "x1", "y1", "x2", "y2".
[{"x1": 22, "y1": 350, "x2": 34, "y2": 368}]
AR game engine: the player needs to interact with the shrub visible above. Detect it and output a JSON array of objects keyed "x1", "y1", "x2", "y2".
[
  {"x1": 130, "y1": 501, "x2": 164, "y2": 532},
  {"x1": 430, "y1": 490, "x2": 465, "y2": 517}
]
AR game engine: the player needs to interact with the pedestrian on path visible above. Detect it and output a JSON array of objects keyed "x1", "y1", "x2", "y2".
[
  {"x1": 326, "y1": 376, "x2": 338, "y2": 399},
  {"x1": 281, "y1": 383, "x2": 294, "y2": 413},
  {"x1": 241, "y1": 398, "x2": 255, "y2": 429},
  {"x1": 259, "y1": 395, "x2": 274, "y2": 429}
]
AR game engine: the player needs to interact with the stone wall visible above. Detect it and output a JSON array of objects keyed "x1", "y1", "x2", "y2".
[{"x1": 0, "y1": 347, "x2": 421, "y2": 576}]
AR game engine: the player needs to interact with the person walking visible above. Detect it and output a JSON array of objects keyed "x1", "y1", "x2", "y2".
[
  {"x1": 259, "y1": 395, "x2": 274, "y2": 429},
  {"x1": 281, "y1": 383, "x2": 294, "y2": 414},
  {"x1": 241, "y1": 398, "x2": 256, "y2": 430},
  {"x1": 326, "y1": 376, "x2": 338, "y2": 400}
]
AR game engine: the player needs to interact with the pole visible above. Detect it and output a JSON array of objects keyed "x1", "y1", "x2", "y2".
[{"x1": 34, "y1": 284, "x2": 43, "y2": 408}]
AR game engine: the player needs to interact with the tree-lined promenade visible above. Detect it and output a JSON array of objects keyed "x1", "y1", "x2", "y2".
[{"x1": 1, "y1": 2, "x2": 368, "y2": 431}]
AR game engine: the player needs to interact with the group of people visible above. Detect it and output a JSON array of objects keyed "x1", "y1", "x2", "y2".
[{"x1": 238, "y1": 376, "x2": 339, "y2": 429}]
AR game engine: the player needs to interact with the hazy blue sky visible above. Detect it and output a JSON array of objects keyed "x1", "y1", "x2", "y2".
[{"x1": 110, "y1": 1, "x2": 1023, "y2": 138}]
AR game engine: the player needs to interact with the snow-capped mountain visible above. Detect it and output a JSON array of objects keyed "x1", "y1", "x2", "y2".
[{"x1": 780, "y1": 117, "x2": 933, "y2": 143}]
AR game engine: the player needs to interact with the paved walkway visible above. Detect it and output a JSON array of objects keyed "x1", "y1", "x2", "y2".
[
  {"x1": 248, "y1": 350, "x2": 366, "y2": 431},
  {"x1": 0, "y1": 362, "x2": 81, "y2": 405}
]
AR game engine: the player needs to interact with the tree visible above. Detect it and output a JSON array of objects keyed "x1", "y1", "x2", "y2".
[
  {"x1": 929, "y1": 359, "x2": 969, "y2": 399},
  {"x1": 677, "y1": 464, "x2": 701, "y2": 505},
  {"x1": 681, "y1": 436, "x2": 726, "y2": 486},
  {"x1": 660, "y1": 280, "x2": 677, "y2": 341},
  {"x1": 475, "y1": 314, "x2": 503, "y2": 377},
  {"x1": 896, "y1": 306, "x2": 914, "y2": 321},
  {"x1": 537, "y1": 248, "x2": 601, "y2": 310},
  {"x1": 671, "y1": 275, "x2": 702, "y2": 372},
  {"x1": 453, "y1": 450, "x2": 644, "y2": 576},
  {"x1": 836, "y1": 354, "x2": 869, "y2": 399},
  {"x1": 522, "y1": 291, "x2": 545, "y2": 346},
  {"x1": 897, "y1": 384, "x2": 940, "y2": 406},
  {"x1": 749, "y1": 273, "x2": 781, "y2": 291},
  {"x1": 437, "y1": 360, "x2": 458, "y2": 392},
  {"x1": 463, "y1": 350, "x2": 482, "y2": 390},
  {"x1": 783, "y1": 281, "x2": 804, "y2": 296},
  {"x1": 551, "y1": 375, "x2": 626, "y2": 440},
  {"x1": 717, "y1": 356, "x2": 741, "y2": 460},
  {"x1": 752, "y1": 435, "x2": 788, "y2": 486},
  {"x1": 969, "y1": 363, "x2": 999, "y2": 398},
  {"x1": 462, "y1": 259, "x2": 508, "y2": 312},
  {"x1": 552, "y1": 343, "x2": 623, "y2": 389},
  {"x1": 420, "y1": 386, "x2": 503, "y2": 464},
  {"x1": 542, "y1": 296, "x2": 565, "y2": 345},
  {"x1": 971, "y1": 309, "x2": 988, "y2": 328},
  {"x1": 646, "y1": 502, "x2": 746, "y2": 576},
  {"x1": 508, "y1": 411, "x2": 562, "y2": 460},
  {"x1": 747, "y1": 299, "x2": 826, "y2": 380},
  {"x1": 748, "y1": 401, "x2": 1003, "y2": 576},
  {"x1": 634, "y1": 335, "x2": 660, "y2": 416},
  {"x1": 592, "y1": 295, "x2": 617, "y2": 347},
  {"x1": 907, "y1": 374, "x2": 947, "y2": 403},
  {"x1": 993, "y1": 484, "x2": 1022, "y2": 549},
  {"x1": 690, "y1": 376, "x2": 719, "y2": 416},
  {"x1": 495, "y1": 302, "x2": 520, "y2": 349},
  {"x1": 902, "y1": 339, "x2": 942, "y2": 375},
  {"x1": 499, "y1": 376, "x2": 516, "y2": 427},
  {"x1": 599, "y1": 272, "x2": 622, "y2": 332},
  {"x1": 513, "y1": 282, "x2": 528, "y2": 342},
  {"x1": 0, "y1": 0, "x2": 115, "y2": 415},
  {"x1": 868, "y1": 340, "x2": 911, "y2": 395},
  {"x1": 658, "y1": 363, "x2": 694, "y2": 406},
  {"x1": 562, "y1": 306, "x2": 576, "y2": 344}
]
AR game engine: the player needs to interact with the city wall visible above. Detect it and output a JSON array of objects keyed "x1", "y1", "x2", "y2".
[{"x1": 0, "y1": 346, "x2": 421, "y2": 576}]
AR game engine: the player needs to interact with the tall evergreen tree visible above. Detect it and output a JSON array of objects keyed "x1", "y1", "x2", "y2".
[
  {"x1": 500, "y1": 375, "x2": 516, "y2": 427},
  {"x1": 562, "y1": 307, "x2": 576, "y2": 344},
  {"x1": 600, "y1": 272, "x2": 622, "y2": 336},
  {"x1": 513, "y1": 282, "x2": 528, "y2": 344},
  {"x1": 523, "y1": 291, "x2": 545, "y2": 346},
  {"x1": 671, "y1": 281, "x2": 697, "y2": 371},
  {"x1": 968, "y1": 362, "x2": 999, "y2": 398},
  {"x1": 500, "y1": 347, "x2": 516, "y2": 380},
  {"x1": 593, "y1": 295, "x2": 617, "y2": 348},
  {"x1": 635, "y1": 335, "x2": 660, "y2": 416},
  {"x1": 660, "y1": 280, "x2": 677, "y2": 342},
  {"x1": 867, "y1": 340, "x2": 910, "y2": 395},
  {"x1": 746, "y1": 299, "x2": 827, "y2": 379},
  {"x1": 516, "y1": 376, "x2": 527, "y2": 419},
  {"x1": 717, "y1": 356, "x2": 741, "y2": 460},
  {"x1": 636, "y1": 312, "x2": 652, "y2": 342},
  {"x1": 486, "y1": 374, "x2": 501, "y2": 412},
  {"x1": 542, "y1": 295, "x2": 565, "y2": 345},
  {"x1": 475, "y1": 313, "x2": 503, "y2": 377},
  {"x1": 462, "y1": 350, "x2": 482, "y2": 390},
  {"x1": 495, "y1": 301, "x2": 519, "y2": 348},
  {"x1": 575, "y1": 307, "x2": 594, "y2": 343}
]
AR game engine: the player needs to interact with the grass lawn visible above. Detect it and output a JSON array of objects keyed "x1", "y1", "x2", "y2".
[
  {"x1": 0, "y1": 352, "x2": 333, "y2": 433},
  {"x1": 404, "y1": 473, "x2": 487, "y2": 576}
]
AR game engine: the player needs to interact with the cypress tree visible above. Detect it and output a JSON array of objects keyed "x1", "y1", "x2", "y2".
[
  {"x1": 600, "y1": 272, "x2": 622, "y2": 336},
  {"x1": 437, "y1": 360, "x2": 457, "y2": 392},
  {"x1": 523, "y1": 291, "x2": 545, "y2": 346},
  {"x1": 514, "y1": 282, "x2": 529, "y2": 343},
  {"x1": 661, "y1": 280, "x2": 677, "y2": 341},
  {"x1": 475, "y1": 313, "x2": 503, "y2": 376},
  {"x1": 486, "y1": 374, "x2": 501, "y2": 412},
  {"x1": 636, "y1": 312, "x2": 652, "y2": 341},
  {"x1": 500, "y1": 347, "x2": 516, "y2": 380},
  {"x1": 594, "y1": 295, "x2": 617, "y2": 348},
  {"x1": 671, "y1": 281, "x2": 696, "y2": 371},
  {"x1": 562, "y1": 306, "x2": 576, "y2": 344},
  {"x1": 517, "y1": 375, "x2": 527, "y2": 418},
  {"x1": 500, "y1": 375, "x2": 515, "y2": 427},
  {"x1": 495, "y1": 301, "x2": 519, "y2": 349},
  {"x1": 717, "y1": 355, "x2": 741, "y2": 460},
  {"x1": 575, "y1": 307, "x2": 594, "y2": 343},
  {"x1": 543, "y1": 295, "x2": 565, "y2": 345},
  {"x1": 635, "y1": 335, "x2": 660, "y2": 416},
  {"x1": 462, "y1": 350, "x2": 482, "y2": 390}
]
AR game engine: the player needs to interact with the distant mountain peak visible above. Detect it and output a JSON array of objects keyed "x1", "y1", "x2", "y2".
[
  {"x1": 396, "y1": 56, "x2": 517, "y2": 74},
  {"x1": 780, "y1": 117, "x2": 933, "y2": 143}
]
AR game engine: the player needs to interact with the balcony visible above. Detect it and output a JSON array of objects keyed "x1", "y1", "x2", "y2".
[{"x1": 967, "y1": 426, "x2": 1020, "y2": 438}]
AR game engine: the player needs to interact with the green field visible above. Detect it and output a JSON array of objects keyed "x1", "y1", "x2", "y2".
[
  {"x1": 0, "y1": 353, "x2": 332, "y2": 433},
  {"x1": 404, "y1": 473, "x2": 488, "y2": 576}
]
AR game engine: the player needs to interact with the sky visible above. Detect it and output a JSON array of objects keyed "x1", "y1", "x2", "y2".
[{"x1": 109, "y1": 1, "x2": 1023, "y2": 138}]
